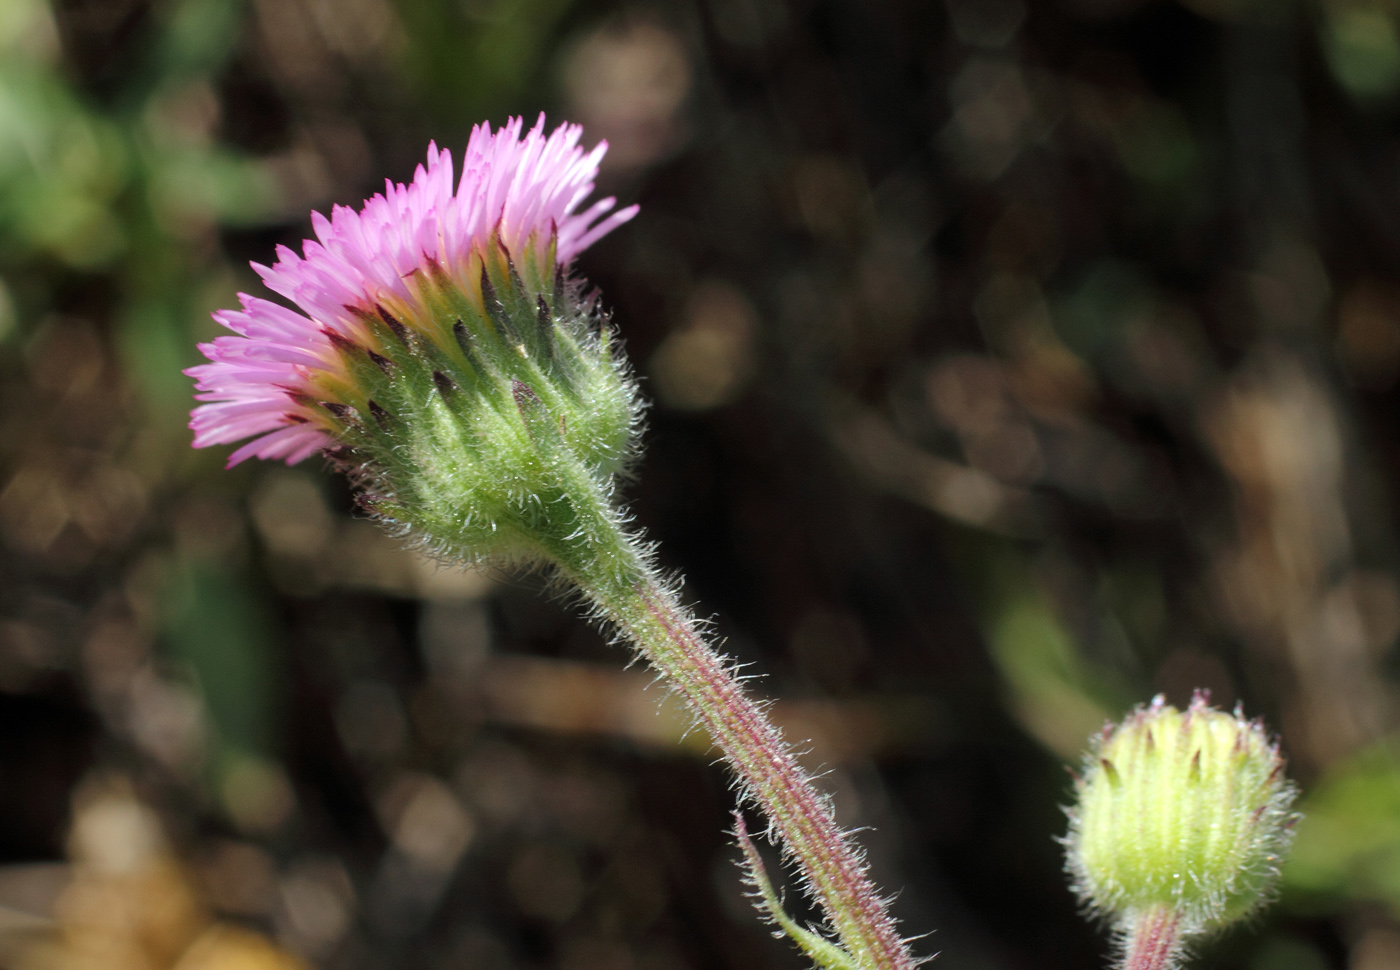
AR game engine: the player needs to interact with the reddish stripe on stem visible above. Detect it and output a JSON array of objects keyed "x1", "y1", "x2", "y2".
[
  {"x1": 1123, "y1": 906, "x2": 1184, "y2": 970},
  {"x1": 632, "y1": 582, "x2": 915, "y2": 970}
]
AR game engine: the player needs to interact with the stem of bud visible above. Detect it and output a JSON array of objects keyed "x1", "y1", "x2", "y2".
[{"x1": 1122, "y1": 906, "x2": 1185, "y2": 970}]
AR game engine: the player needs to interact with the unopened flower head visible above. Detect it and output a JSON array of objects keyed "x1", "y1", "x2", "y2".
[
  {"x1": 188, "y1": 116, "x2": 640, "y2": 566},
  {"x1": 1064, "y1": 691, "x2": 1298, "y2": 936}
]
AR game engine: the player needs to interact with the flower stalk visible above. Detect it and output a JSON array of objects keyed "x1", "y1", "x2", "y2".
[
  {"x1": 578, "y1": 553, "x2": 914, "y2": 970},
  {"x1": 512, "y1": 445, "x2": 915, "y2": 970}
]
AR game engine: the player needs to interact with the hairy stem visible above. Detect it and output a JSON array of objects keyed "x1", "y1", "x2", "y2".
[
  {"x1": 1122, "y1": 906, "x2": 1185, "y2": 970},
  {"x1": 570, "y1": 547, "x2": 916, "y2": 970}
]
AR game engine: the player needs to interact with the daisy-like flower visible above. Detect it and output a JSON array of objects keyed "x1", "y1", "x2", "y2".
[
  {"x1": 189, "y1": 114, "x2": 643, "y2": 567},
  {"x1": 188, "y1": 113, "x2": 637, "y2": 468}
]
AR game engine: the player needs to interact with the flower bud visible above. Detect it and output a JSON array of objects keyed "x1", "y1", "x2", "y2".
[{"x1": 1064, "y1": 692, "x2": 1298, "y2": 941}]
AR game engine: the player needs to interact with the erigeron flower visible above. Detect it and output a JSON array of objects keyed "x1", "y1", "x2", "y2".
[
  {"x1": 188, "y1": 113, "x2": 637, "y2": 467},
  {"x1": 188, "y1": 115, "x2": 640, "y2": 566}
]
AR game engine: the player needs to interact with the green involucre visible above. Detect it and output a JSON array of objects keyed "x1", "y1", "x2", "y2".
[
  {"x1": 1064, "y1": 692, "x2": 1299, "y2": 935},
  {"x1": 312, "y1": 240, "x2": 643, "y2": 582}
]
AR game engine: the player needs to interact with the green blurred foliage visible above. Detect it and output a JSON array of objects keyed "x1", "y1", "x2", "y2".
[
  {"x1": 1289, "y1": 739, "x2": 1400, "y2": 912},
  {"x1": 1322, "y1": 4, "x2": 1400, "y2": 102}
]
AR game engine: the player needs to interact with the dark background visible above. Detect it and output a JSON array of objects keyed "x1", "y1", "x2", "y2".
[{"x1": 0, "y1": 0, "x2": 1397, "y2": 968}]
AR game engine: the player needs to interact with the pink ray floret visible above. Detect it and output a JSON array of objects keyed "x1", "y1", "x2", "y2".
[{"x1": 187, "y1": 114, "x2": 638, "y2": 467}]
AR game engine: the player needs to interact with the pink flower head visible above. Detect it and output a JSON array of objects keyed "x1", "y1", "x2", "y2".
[{"x1": 187, "y1": 115, "x2": 638, "y2": 467}]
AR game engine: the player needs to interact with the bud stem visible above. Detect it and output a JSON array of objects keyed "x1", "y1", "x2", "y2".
[
  {"x1": 1122, "y1": 906, "x2": 1185, "y2": 970},
  {"x1": 546, "y1": 478, "x2": 915, "y2": 970}
]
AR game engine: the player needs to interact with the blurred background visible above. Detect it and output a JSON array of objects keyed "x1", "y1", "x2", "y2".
[{"x1": 2, "y1": 0, "x2": 1400, "y2": 967}]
